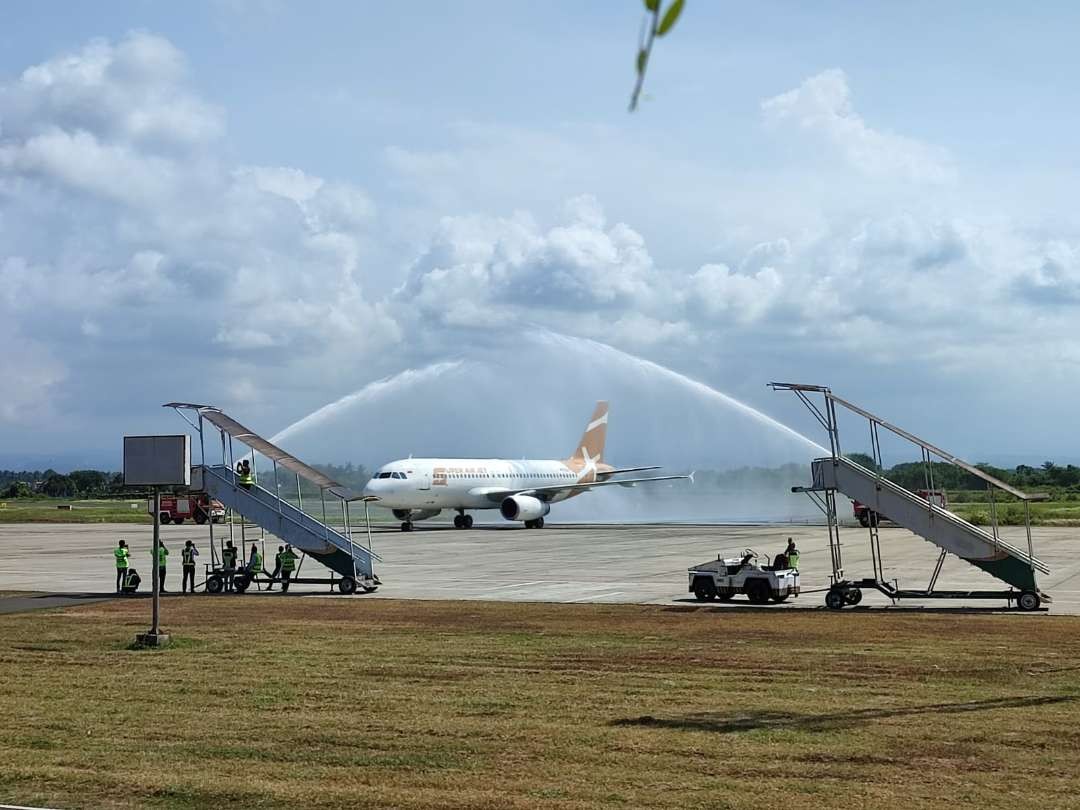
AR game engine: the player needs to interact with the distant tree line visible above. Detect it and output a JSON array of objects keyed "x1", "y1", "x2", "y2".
[
  {"x1": 845, "y1": 454, "x2": 1080, "y2": 498},
  {"x1": 5, "y1": 457, "x2": 1079, "y2": 502},
  {"x1": 0, "y1": 469, "x2": 125, "y2": 499}
]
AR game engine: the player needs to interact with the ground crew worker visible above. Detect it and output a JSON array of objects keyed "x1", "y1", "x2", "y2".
[
  {"x1": 784, "y1": 538, "x2": 800, "y2": 570},
  {"x1": 236, "y1": 459, "x2": 254, "y2": 490},
  {"x1": 247, "y1": 543, "x2": 262, "y2": 576},
  {"x1": 113, "y1": 539, "x2": 129, "y2": 593},
  {"x1": 222, "y1": 540, "x2": 238, "y2": 592},
  {"x1": 267, "y1": 545, "x2": 284, "y2": 591},
  {"x1": 279, "y1": 544, "x2": 298, "y2": 593},
  {"x1": 181, "y1": 540, "x2": 199, "y2": 594},
  {"x1": 154, "y1": 540, "x2": 169, "y2": 592}
]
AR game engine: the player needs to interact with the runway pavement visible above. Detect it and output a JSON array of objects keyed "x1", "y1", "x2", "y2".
[{"x1": 0, "y1": 520, "x2": 1076, "y2": 613}]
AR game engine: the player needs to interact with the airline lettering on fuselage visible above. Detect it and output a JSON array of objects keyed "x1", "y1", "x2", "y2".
[{"x1": 433, "y1": 466, "x2": 497, "y2": 486}]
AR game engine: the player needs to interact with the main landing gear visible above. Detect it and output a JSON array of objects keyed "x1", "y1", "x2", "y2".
[
  {"x1": 453, "y1": 511, "x2": 474, "y2": 529},
  {"x1": 524, "y1": 517, "x2": 545, "y2": 529}
]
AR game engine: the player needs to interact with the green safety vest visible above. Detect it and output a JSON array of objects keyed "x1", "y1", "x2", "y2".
[
  {"x1": 280, "y1": 551, "x2": 297, "y2": 572},
  {"x1": 155, "y1": 546, "x2": 168, "y2": 566},
  {"x1": 251, "y1": 552, "x2": 262, "y2": 570},
  {"x1": 787, "y1": 551, "x2": 800, "y2": 570},
  {"x1": 114, "y1": 547, "x2": 129, "y2": 569},
  {"x1": 238, "y1": 470, "x2": 255, "y2": 486},
  {"x1": 182, "y1": 547, "x2": 196, "y2": 565}
]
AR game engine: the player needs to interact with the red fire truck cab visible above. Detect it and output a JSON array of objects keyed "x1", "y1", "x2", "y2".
[{"x1": 157, "y1": 493, "x2": 226, "y2": 525}]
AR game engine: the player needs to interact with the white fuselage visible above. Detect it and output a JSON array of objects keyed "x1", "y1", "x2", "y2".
[{"x1": 361, "y1": 458, "x2": 591, "y2": 510}]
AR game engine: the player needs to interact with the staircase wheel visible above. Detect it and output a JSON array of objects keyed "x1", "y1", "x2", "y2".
[
  {"x1": 825, "y1": 589, "x2": 846, "y2": 610},
  {"x1": 206, "y1": 576, "x2": 223, "y2": 594},
  {"x1": 338, "y1": 576, "x2": 357, "y2": 595},
  {"x1": 1017, "y1": 591, "x2": 1040, "y2": 611},
  {"x1": 845, "y1": 588, "x2": 863, "y2": 606},
  {"x1": 233, "y1": 575, "x2": 250, "y2": 594}
]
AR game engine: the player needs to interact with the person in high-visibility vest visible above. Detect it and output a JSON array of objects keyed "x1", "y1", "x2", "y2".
[
  {"x1": 783, "y1": 538, "x2": 800, "y2": 570},
  {"x1": 113, "y1": 539, "x2": 129, "y2": 593},
  {"x1": 247, "y1": 543, "x2": 263, "y2": 576},
  {"x1": 154, "y1": 540, "x2": 169, "y2": 592},
  {"x1": 222, "y1": 540, "x2": 238, "y2": 592},
  {"x1": 267, "y1": 545, "x2": 284, "y2": 591},
  {"x1": 181, "y1": 540, "x2": 199, "y2": 594},
  {"x1": 279, "y1": 544, "x2": 298, "y2": 593},
  {"x1": 236, "y1": 459, "x2": 254, "y2": 490}
]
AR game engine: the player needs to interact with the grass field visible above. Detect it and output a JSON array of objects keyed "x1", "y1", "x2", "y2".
[
  {"x1": 0, "y1": 599, "x2": 1078, "y2": 809},
  {"x1": 0, "y1": 498, "x2": 399, "y2": 525},
  {"x1": 0, "y1": 498, "x2": 151, "y2": 524},
  {"x1": 951, "y1": 499, "x2": 1080, "y2": 527}
]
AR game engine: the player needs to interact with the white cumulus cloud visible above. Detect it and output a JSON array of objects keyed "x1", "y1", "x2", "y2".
[{"x1": 762, "y1": 69, "x2": 956, "y2": 184}]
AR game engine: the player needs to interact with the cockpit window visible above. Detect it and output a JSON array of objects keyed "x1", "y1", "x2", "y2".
[
  {"x1": 377, "y1": 472, "x2": 393, "y2": 479},
  {"x1": 392, "y1": 472, "x2": 405, "y2": 479}
]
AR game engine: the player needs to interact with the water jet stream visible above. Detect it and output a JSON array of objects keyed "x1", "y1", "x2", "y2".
[
  {"x1": 271, "y1": 360, "x2": 466, "y2": 445},
  {"x1": 531, "y1": 330, "x2": 827, "y2": 453}
]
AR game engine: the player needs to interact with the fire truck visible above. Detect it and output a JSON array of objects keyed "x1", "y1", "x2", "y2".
[
  {"x1": 155, "y1": 493, "x2": 226, "y2": 525},
  {"x1": 853, "y1": 489, "x2": 947, "y2": 527}
]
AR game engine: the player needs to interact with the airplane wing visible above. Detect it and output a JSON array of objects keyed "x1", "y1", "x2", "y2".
[
  {"x1": 598, "y1": 465, "x2": 661, "y2": 477},
  {"x1": 472, "y1": 474, "x2": 691, "y2": 504}
]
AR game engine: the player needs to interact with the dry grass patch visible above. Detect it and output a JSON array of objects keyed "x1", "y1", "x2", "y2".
[{"x1": 0, "y1": 599, "x2": 1078, "y2": 809}]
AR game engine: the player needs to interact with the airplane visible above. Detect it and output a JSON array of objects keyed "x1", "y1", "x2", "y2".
[{"x1": 361, "y1": 401, "x2": 690, "y2": 531}]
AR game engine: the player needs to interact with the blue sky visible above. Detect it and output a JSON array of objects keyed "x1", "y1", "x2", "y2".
[{"x1": 2, "y1": 1, "x2": 1080, "y2": 470}]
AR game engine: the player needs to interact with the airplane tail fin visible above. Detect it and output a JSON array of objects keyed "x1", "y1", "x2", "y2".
[{"x1": 569, "y1": 401, "x2": 608, "y2": 466}]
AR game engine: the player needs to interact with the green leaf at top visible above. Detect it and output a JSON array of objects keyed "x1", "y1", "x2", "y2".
[
  {"x1": 644, "y1": 0, "x2": 660, "y2": 10},
  {"x1": 657, "y1": 0, "x2": 685, "y2": 36}
]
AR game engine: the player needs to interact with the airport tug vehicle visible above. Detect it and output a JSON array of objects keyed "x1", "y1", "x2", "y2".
[{"x1": 688, "y1": 549, "x2": 800, "y2": 605}]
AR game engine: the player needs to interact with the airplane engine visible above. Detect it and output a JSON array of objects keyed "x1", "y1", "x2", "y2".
[
  {"x1": 500, "y1": 495, "x2": 550, "y2": 522},
  {"x1": 392, "y1": 508, "x2": 441, "y2": 521}
]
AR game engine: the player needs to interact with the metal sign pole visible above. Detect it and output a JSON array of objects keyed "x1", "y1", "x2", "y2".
[
  {"x1": 151, "y1": 488, "x2": 160, "y2": 635},
  {"x1": 125, "y1": 433, "x2": 185, "y2": 648},
  {"x1": 135, "y1": 487, "x2": 170, "y2": 646}
]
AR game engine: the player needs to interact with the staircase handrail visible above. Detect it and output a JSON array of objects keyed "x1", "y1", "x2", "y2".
[
  {"x1": 828, "y1": 394, "x2": 1048, "y2": 502},
  {"x1": 835, "y1": 456, "x2": 1048, "y2": 573},
  {"x1": 202, "y1": 465, "x2": 383, "y2": 562}
]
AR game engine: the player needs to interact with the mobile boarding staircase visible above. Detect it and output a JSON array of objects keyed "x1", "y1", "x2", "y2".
[
  {"x1": 770, "y1": 384, "x2": 1050, "y2": 611},
  {"x1": 167, "y1": 403, "x2": 381, "y2": 594}
]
